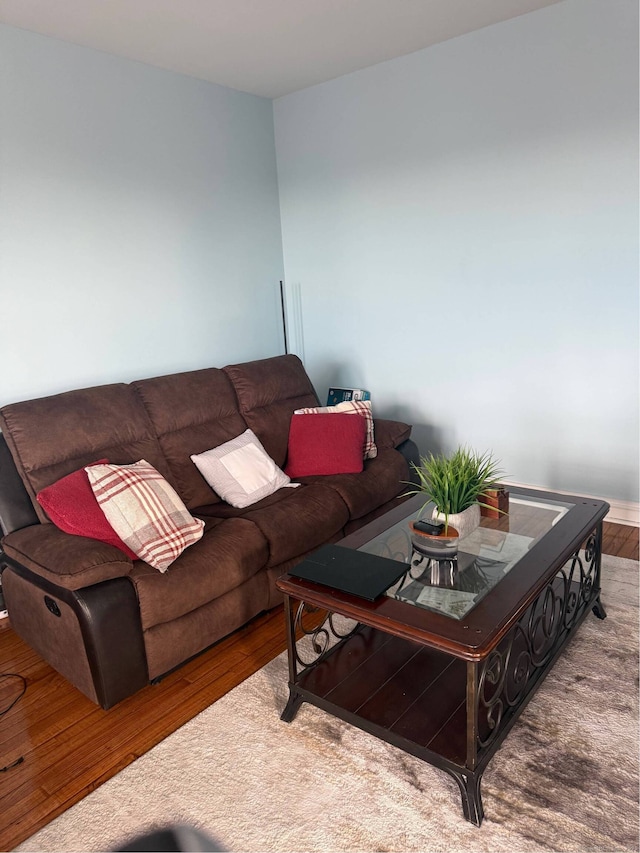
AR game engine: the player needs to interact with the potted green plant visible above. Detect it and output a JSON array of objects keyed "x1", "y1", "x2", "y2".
[{"x1": 405, "y1": 446, "x2": 505, "y2": 540}]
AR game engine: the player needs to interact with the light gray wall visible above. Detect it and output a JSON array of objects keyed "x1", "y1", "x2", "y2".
[
  {"x1": 274, "y1": 0, "x2": 639, "y2": 504},
  {"x1": 0, "y1": 25, "x2": 285, "y2": 405}
]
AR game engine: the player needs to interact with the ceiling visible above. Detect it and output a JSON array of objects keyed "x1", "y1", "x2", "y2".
[{"x1": 0, "y1": 0, "x2": 564, "y2": 99}]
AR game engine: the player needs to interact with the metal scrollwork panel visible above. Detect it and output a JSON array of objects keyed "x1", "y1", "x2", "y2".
[
  {"x1": 292, "y1": 602, "x2": 359, "y2": 673},
  {"x1": 476, "y1": 531, "x2": 601, "y2": 750}
]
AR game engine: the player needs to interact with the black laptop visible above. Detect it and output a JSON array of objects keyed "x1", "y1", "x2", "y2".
[{"x1": 288, "y1": 543, "x2": 408, "y2": 601}]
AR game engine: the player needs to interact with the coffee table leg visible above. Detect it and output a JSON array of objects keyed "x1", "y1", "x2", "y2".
[
  {"x1": 592, "y1": 596, "x2": 607, "y2": 620},
  {"x1": 449, "y1": 769, "x2": 484, "y2": 826},
  {"x1": 280, "y1": 593, "x2": 304, "y2": 721},
  {"x1": 281, "y1": 689, "x2": 304, "y2": 723}
]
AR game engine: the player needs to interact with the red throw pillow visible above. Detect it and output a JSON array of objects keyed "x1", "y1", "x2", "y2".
[
  {"x1": 285, "y1": 412, "x2": 367, "y2": 478},
  {"x1": 36, "y1": 461, "x2": 138, "y2": 560}
]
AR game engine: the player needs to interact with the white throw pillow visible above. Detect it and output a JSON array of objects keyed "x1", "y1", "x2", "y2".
[{"x1": 191, "y1": 429, "x2": 296, "y2": 509}]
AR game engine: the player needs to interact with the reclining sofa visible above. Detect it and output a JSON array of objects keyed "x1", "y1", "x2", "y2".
[{"x1": 0, "y1": 355, "x2": 418, "y2": 709}]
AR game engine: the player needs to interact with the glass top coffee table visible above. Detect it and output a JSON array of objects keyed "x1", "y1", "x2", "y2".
[
  {"x1": 276, "y1": 487, "x2": 609, "y2": 826},
  {"x1": 366, "y1": 492, "x2": 574, "y2": 620}
]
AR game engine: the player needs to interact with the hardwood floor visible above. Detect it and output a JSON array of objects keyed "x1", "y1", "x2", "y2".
[{"x1": 0, "y1": 521, "x2": 636, "y2": 851}]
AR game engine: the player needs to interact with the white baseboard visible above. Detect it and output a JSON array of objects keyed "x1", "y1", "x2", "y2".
[
  {"x1": 605, "y1": 500, "x2": 640, "y2": 527},
  {"x1": 503, "y1": 481, "x2": 640, "y2": 528}
]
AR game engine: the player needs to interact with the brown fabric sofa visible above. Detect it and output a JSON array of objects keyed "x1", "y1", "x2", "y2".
[{"x1": 0, "y1": 355, "x2": 418, "y2": 708}]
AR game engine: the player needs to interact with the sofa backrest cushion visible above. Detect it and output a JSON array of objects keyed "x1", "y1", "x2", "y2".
[
  {"x1": 223, "y1": 355, "x2": 319, "y2": 468},
  {"x1": 133, "y1": 368, "x2": 249, "y2": 509},
  {"x1": 0, "y1": 384, "x2": 172, "y2": 524}
]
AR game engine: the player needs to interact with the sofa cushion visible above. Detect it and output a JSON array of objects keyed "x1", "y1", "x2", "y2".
[
  {"x1": 295, "y1": 448, "x2": 410, "y2": 520},
  {"x1": 223, "y1": 354, "x2": 319, "y2": 467},
  {"x1": 1, "y1": 524, "x2": 133, "y2": 589},
  {"x1": 129, "y1": 517, "x2": 269, "y2": 630},
  {"x1": 196, "y1": 483, "x2": 349, "y2": 567},
  {"x1": 294, "y1": 400, "x2": 377, "y2": 459},
  {"x1": 191, "y1": 429, "x2": 295, "y2": 509},
  {"x1": 36, "y1": 461, "x2": 138, "y2": 560},
  {"x1": 86, "y1": 461, "x2": 204, "y2": 572},
  {"x1": 0, "y1": 384, "x2": 172, "y2": 524},
  {"x1": 132, "y1": 368, "x2": 249, "y2": 509},
  {"x1": 142, "y1": 571, "x2": 270, "y2": 681},
  {"x1": 285, "y1": 413, "x2": 366, "y2": 478}
]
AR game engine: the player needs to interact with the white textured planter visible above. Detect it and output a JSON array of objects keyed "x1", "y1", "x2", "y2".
[{"x1": 432, "y1": 504, "x2": 481, "y2": 541}]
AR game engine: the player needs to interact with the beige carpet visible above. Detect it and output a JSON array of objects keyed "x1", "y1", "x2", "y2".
[{"x1": 18, "y1": 556, "x2": 639, "y2": 853}]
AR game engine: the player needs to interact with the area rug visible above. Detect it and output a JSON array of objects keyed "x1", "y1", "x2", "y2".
[{"x1": 18, "y1": 556, "x2": 639, "y2": 853}]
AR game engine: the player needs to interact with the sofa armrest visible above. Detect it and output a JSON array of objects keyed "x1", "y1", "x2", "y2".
[
  {"x1": 0, "y1": 433, "x2": 39, "y2": 535},
  {"x1": 395, "y1": 438, "x2": 421, "y2": 487},
  {"x1": 1, "y1": 559, "x2": 148, "y2": 709},
  {"x1": 373, "y1": 418, "x2": 412, "y2": 450},
  {"x1": 2, "y1": 523, "x2": 133, "y2": 590},
  {"x1": 372, "y1": 420, "x2": 419, "y2": 485}
]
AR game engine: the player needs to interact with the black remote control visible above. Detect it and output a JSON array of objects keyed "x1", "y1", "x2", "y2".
[{"x1": 413, "y1": 519, "x2": 445, "y2": 535}]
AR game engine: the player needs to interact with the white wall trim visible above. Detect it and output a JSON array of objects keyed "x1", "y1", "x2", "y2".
[
  {"x1": 283, "y1": 281, "x2": 306, "y2": 363},
  {"x1": 503, "y1": 481, "x2": 640, "y2": 528}
]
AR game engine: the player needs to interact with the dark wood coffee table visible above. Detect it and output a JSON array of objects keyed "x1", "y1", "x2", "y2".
[{"x1": 276, "y1": 487, "x2": 609, "y2": 826}]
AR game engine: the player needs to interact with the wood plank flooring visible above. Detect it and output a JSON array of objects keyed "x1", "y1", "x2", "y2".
[{"x1": 0, "y1": 521, "x2": 636, "y2": 851}]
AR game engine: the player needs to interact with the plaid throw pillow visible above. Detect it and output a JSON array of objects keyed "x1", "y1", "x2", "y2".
[
  {"x1": 85, "y1": 460, "x2": 204, "y2": 572},
  {"x1": 294, "y1": 400, "x2": 377, "y2": 459}
]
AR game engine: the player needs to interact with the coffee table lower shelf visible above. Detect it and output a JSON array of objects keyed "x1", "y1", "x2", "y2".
[
  {"x1": 280, "y1": 590, "x2": 606, "y2": 827},
  {"x1": 281, "y1": 623, "x2": 486, "y2": 822}
]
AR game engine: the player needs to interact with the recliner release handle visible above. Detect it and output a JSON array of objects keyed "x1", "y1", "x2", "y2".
[{"x1": 44, "y1": 596, "x2": 61, "y2": 617}]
